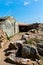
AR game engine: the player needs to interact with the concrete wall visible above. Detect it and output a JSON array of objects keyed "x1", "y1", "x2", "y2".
[
  {"x1": 0, "y1": 17, "x2": 16, "y2": 37},
  {"x1": 2, "y1": 19, "x2": 15, "y2": 37},
  {"x1": 15, "y1": 22, "x2": 19, "y2": 33}
]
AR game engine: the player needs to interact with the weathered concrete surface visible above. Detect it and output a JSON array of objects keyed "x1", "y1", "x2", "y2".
[{"x1": 0, "y1": 16, "x2": 16, "y2": 37}]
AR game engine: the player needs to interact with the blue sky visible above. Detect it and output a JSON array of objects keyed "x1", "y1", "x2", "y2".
[{"x1": 0, "y1": 0, "x2": 43, "y2": 23}]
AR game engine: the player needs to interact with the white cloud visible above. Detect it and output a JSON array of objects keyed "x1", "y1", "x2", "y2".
[
  {"x1": 34, "y1": 0, "x2": 38, "y2": 2},
  {"x1": 24, "y1": 1, "x2": 30, "y2": 6}
]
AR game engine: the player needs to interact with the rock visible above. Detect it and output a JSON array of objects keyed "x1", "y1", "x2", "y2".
[
  {"x1": 5, "y1": 55, "x2": 38, "y2": 65},
  {"x1": 14, "y1": 40, "x2": 25, "y2": 44},
  {"x1": 0, "y1": 40, "x2": 6, "y2": 48},
  {"x1": 0, "y1": 29, "x2": 7, "y2": 40},
  {"x1": 37, "y1": 43, "x2": 43, "y2": 56},
  {"x1": 25, "y1": 33, "x2": 30, "y2": 35},
  {"x1": 4, "y1": 43, "x2": 18, "y2": 52},
  {"x1": 5, "y1": 52, "x2": 14, "y2": 56},
  {"x1": 29, "y1": 29, "x2": 38, "y2": 33},
  {"x1": 4, "y1": 43, "x2": 18, "y2": 56},
  {"x1": 14, "y1": 42, "x2": 39, "y2": 60},
  {"x1": 21, "y1": 45, "x2": 37, "y2": 59},
  {"x1": 21, "y1": 34, "x2": 29, "y2": 40},
  {"x1": 0, "y1": 30, "x2": 7, "y2": 48},
  {"x1": 37, "y1": 23, "x2": 43, "y2": 31},
  {"x1": 39, "y1": 59, "x2": 43, "y2": 65}
]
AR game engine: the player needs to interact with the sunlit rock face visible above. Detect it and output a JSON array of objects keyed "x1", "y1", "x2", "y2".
[
  {"x1": 38, "y1": 23, "x2": 43, "y2": 31},
  {"x1": 0, "y1": 16, "x2": 16, "y2": 37}
]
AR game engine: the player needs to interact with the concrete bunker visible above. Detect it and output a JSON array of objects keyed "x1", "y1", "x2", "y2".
[
  {"x1": 19, "y1": 23, "x2": 39, "y2": 32},
  {"x1": 19, "y1": 24, "x2": 29, "y2": 32}
]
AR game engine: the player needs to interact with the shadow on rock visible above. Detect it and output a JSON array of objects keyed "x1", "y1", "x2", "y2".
[
  {"x1": 4, "y1": 58, "x2": 21, "y2": 65},
  {"x1": 37, "y1": 43, "x2": 43, "y2": 56},
  {"x1": 5, "y1": 52, "x2": 14, "y2": 56},
  {"x1": 4, "y1": 58, "x2": 15, "y2": 64},
  {"x1": 4, "y1": 43, "x2": 17, "y2": 52}
]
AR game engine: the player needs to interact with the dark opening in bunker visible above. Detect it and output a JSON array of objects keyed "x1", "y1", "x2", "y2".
[
  {"x1": 19, "y1": 23, "x2": 39, "y2": 32},
  {"x1": 19, "y1": 25, "x2": 29, "y2": 32}
]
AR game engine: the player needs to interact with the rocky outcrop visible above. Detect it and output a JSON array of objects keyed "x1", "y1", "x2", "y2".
[
  {"x1": 0, "y1": 30, "x2": 7, "y2": 48},
  {"x1": 37, "y1": 43, "x2": 43, "y2": 56},
  {"x1": 4, "y1": 32, "x2": 43, "y2": 65},
  {"x1": 37, "y1": 23, "x2": 43, "y2": 31},
  {"x1": 0, "y1": 30, "x2": 7, "y2": 40},
  {"x1": 5, "y1": 55, "x2": 39, "y2": 65},
  {"x1": 4, "y1": 42, "x2": 40, "y2": 65}
]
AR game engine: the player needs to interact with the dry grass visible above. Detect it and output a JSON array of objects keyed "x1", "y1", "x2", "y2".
[{"x1": 25, "y1": 38, "x2": 40, "y2": 46}]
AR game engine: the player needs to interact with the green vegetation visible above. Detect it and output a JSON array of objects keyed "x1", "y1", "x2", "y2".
[{"x1": 6, "y1": 35, "x2": 10, "y2": 40}]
